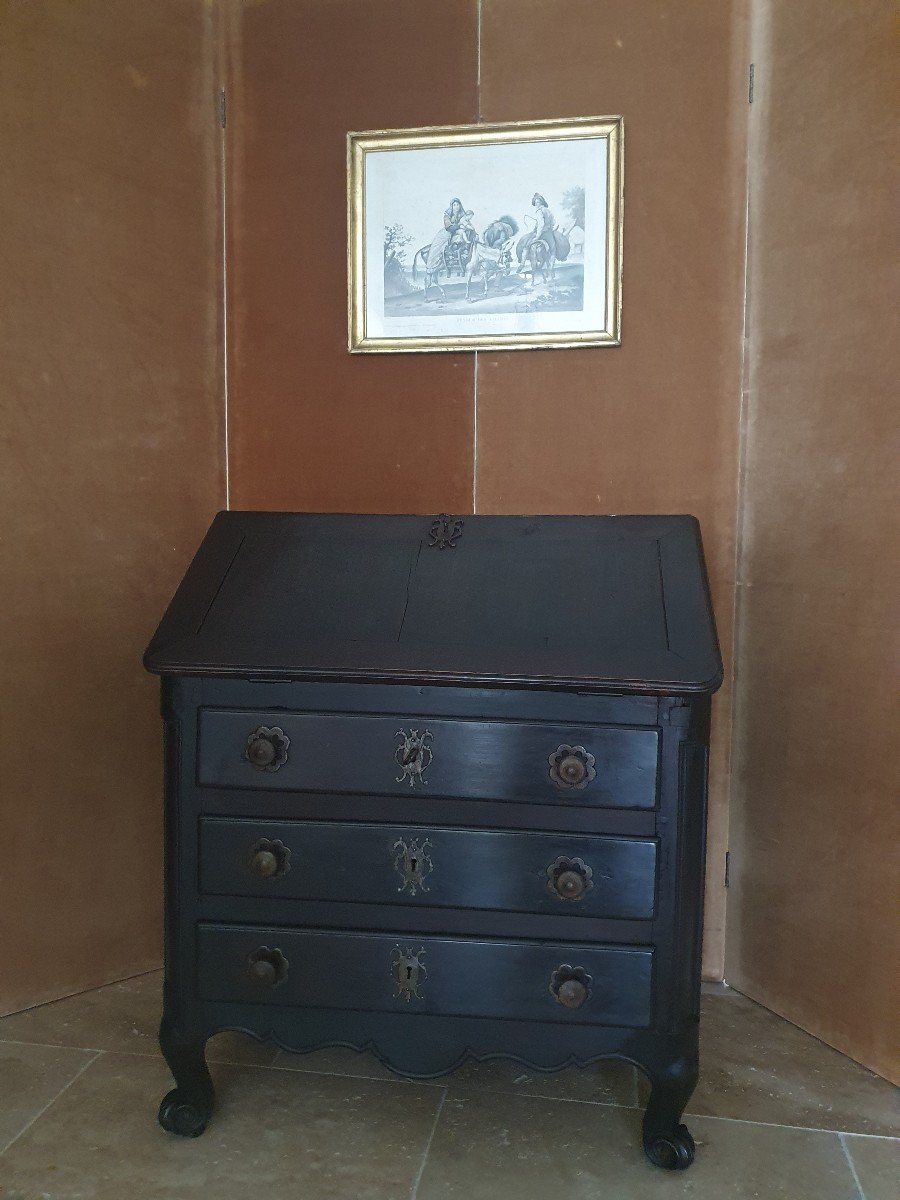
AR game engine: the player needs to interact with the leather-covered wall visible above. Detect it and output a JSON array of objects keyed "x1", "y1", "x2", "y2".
[
  {"x1": 224, "y1": 0, "x2": 477, "y2": 513},
  {"x1": 0, "y1": 1, "x2": 224, "y2": 1013},
  {"x1": 726, "y1": 0, "x2": 899, "y2": 1082},
  {"x1": 224, "y1": 0, "x2": 748, "y2": 978}
]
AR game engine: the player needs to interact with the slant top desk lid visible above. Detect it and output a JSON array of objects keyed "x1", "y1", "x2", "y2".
[{"x1": 144, "y1": 512, "x2": 722, "y2": 695}]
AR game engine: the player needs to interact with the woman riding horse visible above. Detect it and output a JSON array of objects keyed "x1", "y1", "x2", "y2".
[{"x1": 425, "y1": 198, "x2": 473, "y2": 273}]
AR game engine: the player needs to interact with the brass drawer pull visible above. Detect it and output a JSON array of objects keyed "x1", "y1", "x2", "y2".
[
  {"x1": 248, "y1": 837, "x2": 291, "y2": 880},
  {"x1": 392, "y1": 837, "x2": 433, "y2": 895},
  {"x1": 245, "y1": 726, "x2": 290, "y2": 772},
  {"x1": 550, "y1": 964, "x2": 593, "y2": 1009},
  {"x1": 547, "y1": 855, "x2": 594, "y2": 901},
  {"x1": 391, "y1": 946, "x2": 427, "y2": 1002},
  {"x1": 548, "y1": 744, "x2": 596, "y2": 790},
  {"x1": 247, "y1": 946, "x2": 288, "y2": 988}
]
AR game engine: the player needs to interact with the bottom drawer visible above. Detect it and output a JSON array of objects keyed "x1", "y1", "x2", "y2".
[{"x1": 196, "y1": 924, "x2": 654, "y2": 1028}]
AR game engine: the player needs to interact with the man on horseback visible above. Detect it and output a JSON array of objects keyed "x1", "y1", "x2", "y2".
[{"x1": 517, "y1": 193, "x2": 554, "y2": 274}]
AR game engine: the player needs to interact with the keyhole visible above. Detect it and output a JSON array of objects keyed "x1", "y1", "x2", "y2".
[
  {"x1": 409, "y1": 856, "x2": 418, "y2": 873},
  {"x1": 405, "y1": 964, "x2": 413, "y2": 981}
]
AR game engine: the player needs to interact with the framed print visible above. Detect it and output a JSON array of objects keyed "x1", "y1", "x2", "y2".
[{"x1": 347, "y1": 115, "x2": 623, "y2": 353}]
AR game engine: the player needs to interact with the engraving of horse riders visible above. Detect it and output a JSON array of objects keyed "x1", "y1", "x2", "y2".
[
  {"x1": 411, "y1": 197, "x2": 478, "y2": 301},
  {"x1": 517, "y1": 192, "x2": 571, "y2": 286},
  {"x1": 464, "y1": 214, "x2": 519, "y2": 302},
  {"x1": 412, "y1": 201, "x2": 519, "y2": 303}
]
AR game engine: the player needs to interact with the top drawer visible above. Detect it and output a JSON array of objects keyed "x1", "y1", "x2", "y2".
[{"x1": 197, "y1": 710, "x2": 659, "y2": 809}]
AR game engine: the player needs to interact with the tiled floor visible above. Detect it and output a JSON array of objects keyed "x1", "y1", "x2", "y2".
[{"x1": 0, "y1": 973, "x2": 896, "y2": 1199}]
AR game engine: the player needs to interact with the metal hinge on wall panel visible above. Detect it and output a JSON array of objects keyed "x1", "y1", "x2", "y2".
[
  {"x1": 217, "y1": 87, "x2": 226, "y2": 129},
  {"x1": 724, "y1": 851, "x2": 731, "y2": 888},
  {"x1": 748, "y1": 64, "x2": 754, "y2": 104}
]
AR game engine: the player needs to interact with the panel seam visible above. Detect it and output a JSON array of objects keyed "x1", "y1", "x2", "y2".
[
  {"x1": 722, "y1": 3, "x2": 762, "y2": 981},
  {"x1": 221, "y1": 95, "x2": 230, "y2": 511},
  {"x1": 476, "y1": 0, "x2": 482, "y2": 120},
  {"x1": 473, "y1": 353, "x2": 478, "y2": 513},
  {"x1": 472, "y1": 0, "x2": 482, "y2": 514}
]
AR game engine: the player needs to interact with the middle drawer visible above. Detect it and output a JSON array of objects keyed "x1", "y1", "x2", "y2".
[{"x1": 199, "y1": 818, "x2": 658, "y2": 920}]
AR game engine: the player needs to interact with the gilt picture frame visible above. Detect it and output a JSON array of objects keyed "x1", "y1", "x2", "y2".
[{"x1": 347, "y1": 116, "x2": 623, "y2": 353}]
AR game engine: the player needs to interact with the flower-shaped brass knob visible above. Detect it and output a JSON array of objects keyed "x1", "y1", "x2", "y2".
[
  {"x1": 547, "y1": 856, "x2": 594, "y2": 901},
  {"x1": 248, "y1": 838, "x2": 291, "y2": 880},
  {"x1": 550, "y1": 964, "x2": 593, "y2": 1009},
  {"x1": 245, "y1": 726, "x2": 290, "y2": 772},
  {"x1": 247, "y1": 946, "x2": 288, "y2": 988},
  {"x1": 548, "y1": 744, "x2": 596, "y2": 790}
]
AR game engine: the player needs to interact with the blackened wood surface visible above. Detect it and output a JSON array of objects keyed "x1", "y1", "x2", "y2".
[
  {"x1": 144, "y1": 513, "x2": 722, "y2": 694},
  {"x1": 199, "y1": 818, "x2": 658, "y2": 920},
  {"x1": 196, "y1": 924, "x2": 654, "y2": 1028},
  {"x1": 197, "y1": 709, "x2": 659, "y2": 808}
]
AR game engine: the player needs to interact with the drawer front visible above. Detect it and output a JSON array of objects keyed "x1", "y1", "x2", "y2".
[
  {"x1": 197, "y1": 710, "x2": 659, "y2": 809},
  {"x1": 200, "y1": 818, "x2": 658, "y2": 920},
  {"x1": 196, "y1": 924, "x2": 654, "y2": 1028}
]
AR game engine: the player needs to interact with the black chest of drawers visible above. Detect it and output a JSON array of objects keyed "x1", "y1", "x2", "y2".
[{"x1": 144, "y1": 512, "x2": 721, "y2": 1171}]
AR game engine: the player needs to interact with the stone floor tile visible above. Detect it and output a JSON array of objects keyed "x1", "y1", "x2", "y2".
[
  {"x1": 273, "y1": 1046, "x2": 636, "y2": 1107},
  {"x1": 273, "y1": 1044, "x2": 422, "y2": 1082},
  {"x1": 0, "y1": 1052, "x2": 442, "y2": 1200},
  {"x1": 0, "y1": 1043, "x2": 96, "y2": 1153},
  {"x1": 444, "y1": 1056, "x2": 637, "y2": 1107},
  {"x1": 0, "y1": 971, "x2": 278, "y2": 1066},
  {"x1": 843, "y1": 1134, "x2": 900, "y2": 1200},
  {"x1": 415, "y1": 1090, "x2": 862, "y2": 1199},
  {"x1": 686, "y1": 988, "x2": 899, "y2": 1136}
]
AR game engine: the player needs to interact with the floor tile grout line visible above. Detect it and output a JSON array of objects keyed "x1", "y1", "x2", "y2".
[
  {"x1": 682, "y1": 1112, "x2": 899, "y2": 1140},
  {"x1": 0, "y1": 1049, "x2": 103, "y2": 1158},
  {"x1": 0, "y1": 967, "x2": 164, "y2": 1022},
  {"x1": 263, "y1": 1061, "x2": 445, "y2": 1088},
  {"x1": 211, "y1": 1053, "x2": 647, "y2": 1110},
  {"x1": 0, "y1": 1037, "x2": 111, "y2": 1054},
  {"x1": 0, "y1": 1038, "x2": 446, "y2": 1083},
  {"x1": 410, "y1": 1086, "x2": 447, "y2": 1200},
  {"x1": 0, "y1": 1038, "x2": 655, "y2": 1108},
  {"x1": 839, "y1": 1132, "x2": 868, "y2": 1200},
  {"x1": 216, "y1": 1055, "x2": 647, "y2": 1112},
  {"x1": 0, "y1": 1038, "x2": 446, "y2": 1089},
  {"x1": 839, "y1": 1130, "x2": 900, "y2": 1144},
  {"x1": 502, "y1": 1091, "x2": 638, "y2": 1111},
  {"x1": 422, "y1": 1079, "x2": 899, "y2": 1142}
]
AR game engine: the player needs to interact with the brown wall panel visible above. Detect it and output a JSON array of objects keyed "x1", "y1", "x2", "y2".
[
  {"x1": 226, "y1": 0, "x2": 478, "y2": 513},
  {"x1": 727, "y1": 0, "x2": 899, "y2": 1080},
  {"x1": 0, "y1": 0, "x2": 223, "y2": 1012},
  {"x1": 477, "y1": 0, "x2": 749, "y2": 976}
]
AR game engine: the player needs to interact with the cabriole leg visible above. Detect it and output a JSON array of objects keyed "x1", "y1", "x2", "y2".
[
  {"x1": 641, "y1": 1053, "x2": 698, "y2": 1170},
  {"x1": 157, "y1": 1012, "x2": 214, "y2": 1138}
]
